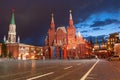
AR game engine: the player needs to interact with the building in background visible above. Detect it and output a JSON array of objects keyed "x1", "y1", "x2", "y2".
[
  {"x1": 107, "y1": 32, "x2": 119, "y2": 54},
  {"x1": 93, "y1": 33, "x2": 120, "y2": 58},
  {"x1": 93, "y1": 37, "x2": 100, "y2": 57},
  {"x1": 99, "y1": 36, "x2": 108, "y2": 58},
  {"x1": 106, "y1": 32, "x2": 120, "y2": 56},
  {"x1": 45, "y1": 10, "x2": 92, "y2": 59},
  {"x1": 0, "y1": 9, "x2": 43, "y2": 60}
]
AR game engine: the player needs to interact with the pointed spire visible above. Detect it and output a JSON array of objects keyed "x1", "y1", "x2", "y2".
[
  {"x1": 69, "y1": 10, "x2": 72, "y2": 20},
  {"x1": 10, "y1": 8, "x2": 15, "y2": 24},
  {"x1": 102, "y1": 36, "x2": 105, "y2": 45},
  {"x1": 95, "y1": 37, "x2": 98, "y2": 44},
  {"x1": 3, "y1": 35, "x2": 6, "y2": 43},
  {"x1": 69, "y1": 10, "x2": 73, "y2": 26},
  {"x1": 78, "y1": 28, "x2": 82, "y2": 37},
  {"x1": 17, "y1": 36, "x2": 20, "y2": 43},
  {"x1": 78, "y1": 31, "x2": 81, "y2": 37},
  {"x1": 51, "y1": 13, "x2": 55, "y2": 29},
  {"x1": 51, "y1": 13, "x2": 54, "y2": 22}
]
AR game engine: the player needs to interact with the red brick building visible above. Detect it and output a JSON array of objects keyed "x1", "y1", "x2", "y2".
[
  {"x1": 45, "y1": 10, "x2": 92, "y2": 59},
  {"x1": 1, "y1": 9, "x2": 44, "y2": 60}
]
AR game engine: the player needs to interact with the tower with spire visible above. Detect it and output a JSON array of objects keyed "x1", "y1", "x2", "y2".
[
  {"x1": 94, "y1": 37, "x2": 100, "y2": 50},
  {"x1": 67, "y1": 10, "x2": 76, "y2": 48},
  {"x1": 46, "y1": 13, "x2": 55, "y2": 46},
  {"x1": 69, "y1": 10, "x2": 74, "y2": 27},
  {"x1": 8, "y1": 9, "x2": 16, "y2": 43},
  {"x1": 100, "y1": 36, "x2": 107, "y2": 49},
  {"x1": 77, "y1": 28, "x2": 84, "y2": 44},
  {"x1": 51, "y1": 13, "x2": 55, "y2": 30}
]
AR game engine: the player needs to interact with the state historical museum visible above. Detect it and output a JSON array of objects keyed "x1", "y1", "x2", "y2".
[{"x1": 45, "y1": 10, "x2": 92, "y2": 59}]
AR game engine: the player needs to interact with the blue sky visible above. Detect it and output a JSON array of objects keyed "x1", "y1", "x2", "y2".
[{"x1": 76, "y1": 11, "x2": 120, "y2": 37}]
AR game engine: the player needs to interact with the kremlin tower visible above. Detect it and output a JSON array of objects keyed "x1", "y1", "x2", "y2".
[
  {"x1": 4, "y1": 9, "x2": 20, "y2": 43},
  {"x1": 3, "y1": 9, "x2": 21, "y2": 58},
  {"x1": 1, "y1": 9, "x2": 43, "y2": 60},
  {"x1": 8, "y1": 9, "x2": 16, "y2": 43}
]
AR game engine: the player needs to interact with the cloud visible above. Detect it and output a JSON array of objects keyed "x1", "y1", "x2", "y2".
[
  {"x1": 81, "y1": 30, "x2": 88, "y2": 33},
  {"x1": 92, "y1": 27, "x2": 101, "y2": 30},
  {"x1": 90, "y1": 19, "x2": 120, "y2": 27}
]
